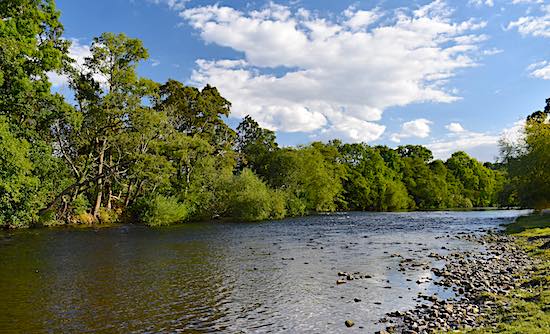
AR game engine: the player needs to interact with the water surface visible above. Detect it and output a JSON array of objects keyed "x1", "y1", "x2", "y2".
[{"x1": 0, "y1": 210, "x2": 529, "y2": 333}]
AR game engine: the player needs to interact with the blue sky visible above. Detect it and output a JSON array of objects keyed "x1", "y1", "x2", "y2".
[{"x1": 52, "y1": 0, "x2": 550, "y2": 161}]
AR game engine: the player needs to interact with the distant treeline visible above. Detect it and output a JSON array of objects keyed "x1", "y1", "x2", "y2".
[{"x1": 1, "y1": 1, "x2": 548, "y2": 228}]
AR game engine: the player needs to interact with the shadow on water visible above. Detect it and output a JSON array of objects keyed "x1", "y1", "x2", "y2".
[{"x1": 0, "y1": 210, "x2": 530, "y2": 333}]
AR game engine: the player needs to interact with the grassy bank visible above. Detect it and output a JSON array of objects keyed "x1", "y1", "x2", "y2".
[{"x1": 465, "y1": 213, "x2": 550, "y2": 333}]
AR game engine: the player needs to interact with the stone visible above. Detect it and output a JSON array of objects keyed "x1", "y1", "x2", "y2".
[{"x1": 345, "y1": 320, "x2": 354, "y2": 327}]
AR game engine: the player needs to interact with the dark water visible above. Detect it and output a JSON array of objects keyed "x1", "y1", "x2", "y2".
[{"x1": 0, "y1": 210, "x2": 529, "y2": 333}]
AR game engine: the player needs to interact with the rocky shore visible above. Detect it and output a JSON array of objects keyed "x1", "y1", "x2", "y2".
[{"x1": 376, "y1": 231, "x2": 540, "y2": 334}]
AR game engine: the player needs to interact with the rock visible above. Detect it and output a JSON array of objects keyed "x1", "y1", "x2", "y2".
[
  {"x1": 336, "y1": 279, "x2": 346, "y2": 285},
  {"x1": 378, "y1": 231, "x2": 538, "y2": 334},
  {"x1": 345, "y1": 320, "x2": 354, "y2": 327},
  {"x1": 354, "y1": 298, "x2": 361, "y2": 302}
]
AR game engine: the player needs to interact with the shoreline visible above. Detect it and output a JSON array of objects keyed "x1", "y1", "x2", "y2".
[
  {"x1": 378, "y1": 214, "x2": 549, "y2": 334},
  {"x1": 3, "y1": 207, "x2": 530, "y2": 230}
]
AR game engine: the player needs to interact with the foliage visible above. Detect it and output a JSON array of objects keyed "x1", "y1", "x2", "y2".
[
  {"x1": 502, "y1": 100, "x2": 550, "y2": 210},
  {"x1": 0, "y1": 0, "x2": 539, "y2": 228},
  {"x1": 226, "y1": 169, "x2": 285, "y2": 221},
  {"x1": 0, "y1": 117, "x2": 41, "y2": 227},
  {"x1": 134, "y1": 195, "x2": 189, "y2": 226},
  {"x1": 236, "y1": 115, "x2": 278, "y2": 173}
]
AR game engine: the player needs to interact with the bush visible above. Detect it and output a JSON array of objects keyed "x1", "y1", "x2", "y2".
[
  {"x1": 97, "y1": 207, "x2": 118, "y2": 224},
  {"x1": 227, "y1": 169, "x2": 286, "y2": 221},
  {"x1": 71, "y1": 194, "x2": 90, "y2": 215},
  {"x1": 39, "y1": 209, "x2": 62, "y2": 227},
  {"x1": 136, "y1": 195, "x2": 189, "y2": 226},
  {"x1": 73, "y1": 212, "x2": 95, "y2": 225},
  {"x1": 270, "y1": 190, "x2": 287, "y2": 219},
  {"x1": 285, "y1": 194, "x2": 307, "y2": 217}
]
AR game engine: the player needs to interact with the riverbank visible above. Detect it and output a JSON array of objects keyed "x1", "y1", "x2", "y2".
[
  {"x1": 379, "y1": 213, "x2": 550, "y2": 334},
  {"x1": 8, "y1": 207, "x2": 523, "y2": 230}
]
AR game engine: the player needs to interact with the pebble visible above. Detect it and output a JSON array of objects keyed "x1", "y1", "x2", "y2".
[{"x1": 382, "y1": 232, "x2": 539, "y2": 333}]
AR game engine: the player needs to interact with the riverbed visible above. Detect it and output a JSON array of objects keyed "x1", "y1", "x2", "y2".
[{"x1": 0, "y1": 210, "x2": 530, "y2": 333}]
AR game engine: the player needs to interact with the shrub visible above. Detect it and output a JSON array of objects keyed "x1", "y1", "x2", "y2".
[
  {"x1": 285, "y1": 194, "x2": 307, "y2": 217},
  {"x1": 136, "y1": 195, "x2": 189, "y2": 226},
  {"x1": 71, "y1": 194, "x2": 90, "y2": 215},
  {"x1": 270, "y1": 190, "x2": 287, "y2": 219},
  {"x1": 227, "y1": 169, "x2": 272, "y2": 221},
  {"x1": 97, "y1": 207, "x2": 118, "y2": 224},
  {"x1": 73, "y1": 212, "x2": 95, "y2": 225},
  {"x1": 226, "y1": 169, "x2": 287, "y2": 221}
]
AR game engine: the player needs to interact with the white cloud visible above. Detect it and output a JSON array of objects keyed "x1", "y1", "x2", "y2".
[
  {"x1": 507, "y1": 4, "x2": 550, "y2": 38},
  {"x1": 390, "y1": 118, "x2": 433, "y2": 143},
  {"x1": 151, "y1": 58, "x2": 161, "y2": 67},
  {"x1": 508, "y1": 5, "x2": 550, "y2": 80},
  {"x1": 149, "y1": 0, "x2": 188, "y2": 11},
  {"x1": 344, "y1": 7, "x2": 381, "y2": 30},
  {"x1": 427, "y1": 121, "x2": 525, "y2": 161},
  {"x1": 445, "y1": 122, "x2": 465, "y2": 132},
  {"x1": 511, "y1": 0, "x2": 543, "y2": 4},
  {"x1": 48, "y1": 39, "x2": 92, "y2": 88},
  {"x1": 177, "y1": 1, "x2": 490, "y2": 142},
  {"x1": 527, "y1": 60, "x2": 550, "y2": 79},
  {"x1": 468, "y1": 0, "x2": 494, "y2": 7},
  {"x1": 482, "y1": 48, "x2": 503, "y2": 55}
]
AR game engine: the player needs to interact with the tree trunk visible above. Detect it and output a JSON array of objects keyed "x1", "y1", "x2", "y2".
[
  {"x1": 93, "y1": 140, "x2": 107, "y2": 217},
  {"x1": 106, "y1": 152, "x2": 113, "y2": 210},
  {"x1": 124, "y1": 180, "x2": 134, "y2": 209}
]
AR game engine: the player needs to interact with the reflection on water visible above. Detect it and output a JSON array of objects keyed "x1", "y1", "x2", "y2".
[{"x1": 0, "y1": 210, "x2": 529, "y2": 333}]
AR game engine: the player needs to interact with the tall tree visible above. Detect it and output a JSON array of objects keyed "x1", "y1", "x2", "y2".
[
  {"x1": 502, "y1": 99, "x2": 550, "y2": 209},
  {"x1": 236, "y1": 115, "x2": 278, "y2": 174},
  {"x1": 0, "y1": 0, "x2": 71, "y2": 227},
  {"x1": 157, "y1": 79, "x2": 236, "y2": 153},
  {"x1": 61, "y1": 32, "x2": 150, "y2": 218}
]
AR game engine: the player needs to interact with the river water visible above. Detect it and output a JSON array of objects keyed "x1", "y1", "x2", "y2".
[{"x1": 0, "y1": 210, "x2": 529, "y2": 333}]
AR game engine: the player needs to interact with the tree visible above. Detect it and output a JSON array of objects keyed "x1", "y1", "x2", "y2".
[
  {"x1": 502, "y1": 100, "x2": 550, "y2": 209},
  {"x1": 59, "y1": 32, "x2": 151, "y2": 219},
  {"x1": 0, "y1": 0, "x2": 69, "y2": 139},
  {"x1": 397, "y1": 145, "x2": 433, "y2": 162},
  {"x1": 0, "y1": 0, "x2": 71, "y2": 226},
  {"x1": 263, "y1": 144, "x2": 344, "y2": 214},
  {"x1": 236, "y1": 115, "x2": 278, "y2": 174},
  {"x1": 157, "y1": 79, "x2": 236, "y2": 152},
  {"x1": 446, "y1": 151, "x2": 496, "y2": 207},
  {"x1": 338, "y1": 143, "x2": 411, "y2": 211}
]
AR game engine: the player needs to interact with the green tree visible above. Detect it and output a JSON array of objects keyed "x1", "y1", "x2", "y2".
[
  {"x1": 502, "y1": 99, "x2": 550, "y2": 209},
  {"x1": 0, "y1": 118, "x2": 40, "y2": 227},
  {"x1": 0, "y1": 0, "x2": 71, "y2": 226},
  {"x1": 158, "y1": 79, "x2": 236, "y2": 152},
  {"x1": 236, "y1": 115, "x2": 278, "y2": 174}
]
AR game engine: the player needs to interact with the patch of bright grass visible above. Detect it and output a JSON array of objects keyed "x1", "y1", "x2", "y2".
[{"x1": 505, "y1": 214, "x2": 550, "y2": 234}]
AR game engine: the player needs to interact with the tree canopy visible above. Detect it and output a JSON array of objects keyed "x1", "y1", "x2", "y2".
[{"x1": 0, "y1": 0, "x2": 545, "y2": 228}]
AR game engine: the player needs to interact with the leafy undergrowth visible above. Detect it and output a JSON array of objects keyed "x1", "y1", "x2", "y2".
[{"x1": 458, "y1": 214, "x2": 550, "y2": 334}]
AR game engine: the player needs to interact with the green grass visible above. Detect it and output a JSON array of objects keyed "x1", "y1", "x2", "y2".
[
  {"x1": 454, "y1": 213, "x2": 550, "y2": 334},
  {"x1": 505, "y1": 214, "x2": 550, "y2": 234}
]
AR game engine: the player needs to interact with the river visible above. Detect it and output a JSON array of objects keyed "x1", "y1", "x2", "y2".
[{"x1": 0, "y1": 210, "x2": 530, "y2": 333}]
